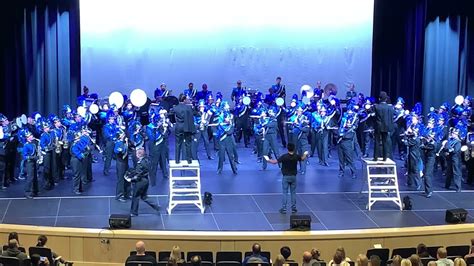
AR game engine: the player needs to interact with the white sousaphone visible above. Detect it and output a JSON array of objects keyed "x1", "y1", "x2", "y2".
[{"x1": 300, "y1": 84, "x2": 314, "y2": 105}]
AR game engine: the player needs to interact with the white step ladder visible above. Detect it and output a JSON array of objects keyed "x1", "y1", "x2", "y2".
[
  {"x1": 168, "y1": 160, "x2": 205, "y2": 214},
  {"x1": 362, "y1": 158, "x2": 402, "y2": 211}
]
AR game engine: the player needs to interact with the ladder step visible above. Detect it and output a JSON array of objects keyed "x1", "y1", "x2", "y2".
[
  {"x1": 171, "y1": 193, "x2": 201, "y2": 197},
  {"x1": 369, "y1": 198, "x2": 401, "y2": 201},
  {"x1": 169, "y1": 200, "x2": 203, "y2": 204},
  {"x1": 170, "y1": 177, "x2": 200, "y2": 181},
  {"x1": 369, "y1": 174, "x2": 397, "y2": 178},
  {"x1": 171, "y1": 188, "x2": 200, "y2": 192}
]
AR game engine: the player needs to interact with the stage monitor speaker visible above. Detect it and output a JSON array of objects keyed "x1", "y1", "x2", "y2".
[
  {"x1": 109, "y1": 214, "x2": 131, "y2": 229},
  {"x1": 445, "y1": 208, "x2": 467, "y2": 224},
  {"x1": 290, "y1": 214, "x2": 311, "y2": 230}
]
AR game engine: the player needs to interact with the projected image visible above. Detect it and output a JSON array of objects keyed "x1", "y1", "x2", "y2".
[{"x1": 80, "y1": 0, "x2": 374, "y2": 98}]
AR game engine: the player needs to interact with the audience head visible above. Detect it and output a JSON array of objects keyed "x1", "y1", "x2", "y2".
[
  {"x1": 37, "y1": 235, "x2": 48, "y2": 247},
  {"x1": 8, "y1": 239, "x2": 19, "y2": 249},
  {"x1": 135, "y1": 241, "x2": 146, "y2": 255},
  {"x1": 280, "y1": 246, "x2": 292, "y2": 260},
  {"x1": 303, "y1": 251, "x2": 313, "y2": 263},
  {"x1": 454, "y1": 258, "x2": 467, "y2": 266},
  {"x1": 427, "y1": 261, "x2": 437, "y2": 266},
  {"x1": 274, "y1": 254, "x2": 286, "y2": 266},
  {"x1": 311, "y1": 249, "x2": 321, "y2": 260},
  {"x1": 357, "y1": 254, "x2": 369, "y2": 266},
  {"x1": 391, "y1": 255, "x2": 402, "y2": 266},
  {"x1": 336, "y1": 247, "x2": 346, "y2": 259},
  {"x1": 369, "y1": 255, "x2": 381, "y2": 266},
  {"x1": 409, "y1": 255, "x2": 421, "y2": 266},
  {"x1": 437, "y1": 247, "x2": 447, "y2": 259},
  {"x1": 333, "y1": 250, "x2": 345, "y2": 264},
  {"x1": 252, "y1": 243, "x2": 262, "y2": 254},
  {"x1": 416, "y1": 244, "x2": 429, "y2": 257},
  {"x1": 8, "y1": 232, "x2": 19, "y2": 244},
  {"x1": 190, "y1": 255, "x2": 202, "y2": 266},
  {"x1": 171, "y1": 245, "x2": 181, "y2": 260},
  {"x1": 401, "y1": 259, "x2": 412, "y2": 266}
]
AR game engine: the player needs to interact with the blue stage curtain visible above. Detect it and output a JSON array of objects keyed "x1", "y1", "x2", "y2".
[
  {"x1": 0, "y1": 0, "x2": 80, "y2": 118},
  {"x1": 371, "y1": 0, "x2": 474, "y2": 110}
]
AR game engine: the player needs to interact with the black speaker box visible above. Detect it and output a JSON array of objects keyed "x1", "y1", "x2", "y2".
[
  {"x1": 109, "y1": 214, "x2": 131, "y2": 229},
  {"x1": 445, "y1": 208, "x2": 468, "y2": 224},
  {"x1": 290, "y1": 214, "x2": 311, "y2": 230}
]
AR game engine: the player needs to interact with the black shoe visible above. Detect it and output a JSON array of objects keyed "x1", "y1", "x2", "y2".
[
  {"x1": 130, "y1": 213, "x2": 138, "y2": 217},
  {"x1": 217, "y1": 169, "x2": 222, "y2": 174},
  {"x1": 235, "y1": 160, "x2": 241, "y2": 164},
  {"x1": 74, "y1": 191, "x2": 82, "y2": 195},
  {"x1": 456, "y1": 189, "x2": 462, "y2": 193},
  {"x1": 17, "y1": 176, "x2": 26, "y2": 180},
  {"x1": 323, "y1": 162, "x2": 329, "y2": 167},
  {"x1": 116, "y1": 198, "x2": 127, "y2": 203},
  {"x1": 352, "y1": 174, "x2": 357, "y2": 179},
  {"x1": 0, "y1": 186, "x2": 6, "y2": 191},
  {"x1": 416, "y1": 185, "x2": 422, "y2": 191},
  {"x1": 279, "y1": 208, "x2": 287, "y2": 214},
  {"x1": 300, "y1": 171, "x2": 305, "y2": 175},
  {"x1": 426, "y1": 192, "x2": 432, "y2": 198},
  {"x1": 291, "y1": 208, "x2": 298, "y2": 213},
  {"x1": 338, "y1": 172, "x2": 344, "y2": 178},
  {"x1": 25, "y1": 194, "x2": 34, "y2": 199},
  {"x1": 208, "y1": 156, "x2": 214, "y2": 160}
]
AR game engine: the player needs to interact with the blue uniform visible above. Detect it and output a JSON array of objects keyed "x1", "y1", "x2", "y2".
[
  {"x1": 23, "y1": 141, "x2": 39, "y2": 196},
  {"x1": 103, "y1": 122, "x2": 117, "y2": 175},
  {"x1": 114, "y1": 138, "x2": 130, "y2": 200}
]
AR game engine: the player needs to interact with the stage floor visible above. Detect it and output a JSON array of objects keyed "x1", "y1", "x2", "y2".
[{"x1": 1, "y1": 142, "x2": 473, "y2": 231}]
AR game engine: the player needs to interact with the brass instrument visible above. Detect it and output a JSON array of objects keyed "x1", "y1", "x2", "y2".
[
  {"x1": 436, "y1": 140, "x2": 448, "y2": 157},
  {"x1": 33, "y1": 138, "x2": 44, "y2": 165},
  {"x1": 199, "y1": 111, "x2": 208, "y2": 131},
  {"x1": 83, "y1": 131, "x2": 103, "y2": 153}
]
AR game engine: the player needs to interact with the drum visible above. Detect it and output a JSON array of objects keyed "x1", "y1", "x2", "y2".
[
  {"x1": 275, "y1": 97, "x2": 284, "y2": 106},
  {"x1": 242, "y1": 96, "x2": 251, "y2": 105}
]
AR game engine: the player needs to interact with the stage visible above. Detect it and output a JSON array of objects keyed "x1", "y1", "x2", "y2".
[{"x1": 0, "y1": 142, "x2": 473, "y2": 231}]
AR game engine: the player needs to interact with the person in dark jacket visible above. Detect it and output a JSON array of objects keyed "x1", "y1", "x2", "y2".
[
  {"x1": 373, "y1": 91, "x2": 394, "y2": 161},
  {"x1": 2, "y1": 239, "x2": 28, "y2": 264},
  {"x1": 173, "y1": 94, "x2": 195, "y2": 163}
]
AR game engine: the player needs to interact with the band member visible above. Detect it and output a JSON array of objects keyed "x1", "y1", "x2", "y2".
[
  {"x1": 51, "y1": 115, "x2": 66, "y2": 181},
  {"x1": 196, "y1": 83, "x2": 212, "y2": 103},
  {"x1": 70, "y1": 131, "x2": 87, "y2": 195},
  {"x1": 103, "y1": 110, "x2": 117, "y2": 176},
  {"x1": 146, "y1": 109, "x2": 170, "y2": 184},
  {"x1": 173, "y1": 94, "x2": 195, "y2": 164},
  {"x1": 231, "y1": 80, "x2": 245, "y2": 103},
  {"x1": 122, "y1": 101, "x2": 137, "y2": 126},
  {"x1": 39, "y1": 119, "x2": 55, "y2": 190},
  {"x1": 374, "y1": 91, "x2": 394, "y2": 161},
  {"x1": 420, "y1": 117, "x2": 437, "y2": 198},
  {"x1": 311, "y1": 105, "x2": 330, "y2": 166},
  {"x1": 253, "y1": 109, "x2": 267, "y2": 163},
  {"x1": 222, "y1": 101, "x2": 240, "y2": 164},
  {"x1": 262, "y1": 107, "x2": 280, "y2": 170},
  {"x1": 442, "y1": 127, "x2": 463, "y2": 192},
  {"x1": 154, "y1": 83, "x2": 170, "y2": 101},
  {"x1": 114, "y1": 128, "x2": 131, "y2": 202},
  {"x1": 21, "y1": 129, "x2": 39, "y2": 198},
  {"x1": 0, "y1": 114, "x2": 9, "y2": 189},
  {"x1": 403, "y1": 114, "x2": 422, "y2": 190},
  {"x1": 129, "y1": 148, "x2": 160, "y2": 217},
  {"x1": 286, "y1": 95, "x2": 299, "y2": 145},
  {"x1": 358, "y1": 97, "x2": 375, "y2": 158},
  {"x1": 435, "y1": 115, "x2": 449, "y2": 174},
  {"x1": 337, "y1": 105, "x2": 358, "y2": 179},
  {"x1": 290, "y1": 105, "x2": 310, "y2": 174},
  {"x1": 392, "y1": 97, "x2": 407, "y2": 160},
  {"x1": 216, "y1": 106, "x2": 238, "y2": 174},
  {"x1": 345, "y1": 83, "x2": 357, "y2": 100},
  {"x1": 466, "y1": 131, "x2": 474, "y2": 185},
  {"x1": 184, "y1": 82, "x2": 197, "y2": 102},
  {"x1": 0, "y1": 114, "x2": 19, "y2": 186},
  {"x1": 234, "y1": 96, "x2": 251, "y2": 148},
  {"x1": 192, "y1": 100, "x2": 213, "y2": 160},
  {"x1": 272, "y1": 77, "x2": 286, "y2": 102},
  {"x1": 128, "y1": 120, "x2": 145, "y2": 167}
]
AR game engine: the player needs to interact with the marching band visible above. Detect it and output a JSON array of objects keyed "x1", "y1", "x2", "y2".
[{"x1": 0, "y1": 79, "x2": 473, "y2": 200}]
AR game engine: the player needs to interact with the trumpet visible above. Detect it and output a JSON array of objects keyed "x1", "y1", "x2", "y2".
[
  {"x1": 436, "y1": 140, "x2": 448, "y2": 157},
  {"x1": 83, "y1": 132, "x2": 103, "y2": 153}
]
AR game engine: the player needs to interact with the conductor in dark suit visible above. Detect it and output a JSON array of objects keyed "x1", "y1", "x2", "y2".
[
  {"x1": 374, "y1": 91, "x2": 394, "y2": 161},
  {"x1": 173, "y1": 93, "x2": 195, "y2": 163}
]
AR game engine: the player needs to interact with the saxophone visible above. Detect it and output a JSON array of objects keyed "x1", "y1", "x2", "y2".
[
  {"x1": 34, "y1": 138, "x2": 44, "y2": 165},
  {"x1": 55, "y1": 129, "x2": 62, "y2": 154}
]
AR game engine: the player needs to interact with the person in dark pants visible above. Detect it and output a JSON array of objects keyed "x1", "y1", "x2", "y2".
[
  {"x1": 103, "y1": 112, "x2": 117, "y2": 176},
  {"x1": 173, "y1": 94, "x2": 195, "y2": 164},
  {"x1": 403, "y1": 117, "x2": 422, "y2": 190},
  {"x1": 234, "y1": 97, "x2": 251, "y2": 147},
  {"x1": 216, "y1": 110, "x2": 237, "y2": 174},
  {"x1": 70, "y1": 131, "x2": 87, "y2": 195},
  {"x1": 129, "y1": 148, "x2": 160, "y2": 217},
  {"x1": 265, "y1": 143, "x2": 308, "y2": 214},
  {"x1": 39, "y1": 120, "x2": 55, "y2": 190},
  {"x1": 114, "y1": 129, "x2": 130, "y2": 202},
  {"x1": 146, "y1": 112, "x2": 170, "y2": 185},
  {"x1": 443, "y1": 128, "x2": 463, "y2": 192},
  {"x1": 21, "y1": 129, "x2": 39, "y2": 198},
  {"x1": 420, "y1": 121, "x2": 436, "y2": 198},
  {"x1": 0, "y1": 114, "x2": 10, "y2": 189},
  {"x1": 262, "y1": 108, "x2": 280, "y2": 170},
  {"x1": 373, "y1": 91, "x2": 394, "y2": 161},
  {"x1": 337, "y1": 107, "x2": 358, "y2": 179}
]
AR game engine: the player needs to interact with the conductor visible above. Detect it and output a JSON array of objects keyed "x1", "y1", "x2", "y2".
[
  {"x1": 173, "y1": 93, "x2": 195, "y2": 163},
  {"x1": 373, "y1": 91, "x2": 394, "y2": 161}
]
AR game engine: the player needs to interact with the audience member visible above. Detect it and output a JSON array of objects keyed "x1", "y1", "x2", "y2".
[
  {"x1": 436, "y1": 248, "x2": 454, "y2": 266},
  {"x1": 417, "y1": 244, "x2": 432, "y2": 258},
  {"x1": 31, "y1": 253, "x2": 51, "y2": 266},
  {"x1": 281, "y1": 246, "x2": 294, "y2": 262},
  {"x1": 464, "y1": 239, "x2": 474, "y2": 259},
  {"x1": 274, "y1": 254, "x2": 286, "y2": 266},
  {"x1": 369, "y1": 255, "x2": 381, "y2": 266},
  {"x1": 243, "y1": 243, "x2": 269, "y2": 266},
  {"x1": 36, "y1": 235, "x2": 71, "y2": 265},
  {"x1": 1, "y1": 239, "x2": 28, "y2": 264},
  {"x1": 7, "y1": 232, "x2": 20, "y2": 245},
  {"x1": 170, "y1": 245, "x2": 184, "y2": 263},
  {"x1": 357, "y1": 254, "x2": 369, "y2": 266},
  {"x1": 190, "y1": 255, "x2": 202, "y2": 266},
  {"x1": 311, "y1": 249, "x2": 323, "y2": 262},
  {"x1": 125, "y1": 241, "x2": 158, "y2": 266},
  {"x1": 401, "y1": 259, "x2": 412, "y2": 266},
  {"x1": 391, "y1": 255, "x2": 402, "y2": 266},
  {"x1": 303, "y1": 251, "x2": 314, "y2": 266},
  {"x1": 428, "y1": 261, "x2": 437, "y2": 266},
  {"x1": 409, "y1": 255, "x2": 421, "y2": 266},
  {"x1": 454, "y1": 258, "x2": 467, "y2": 266},
  {"x1": 330, "y1": 250, "x2": 349, "y2": 266},
  {"x1": 329, "y1": 247, "x2": 351, "y2": 265}
]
